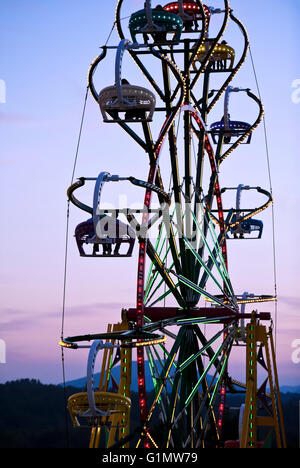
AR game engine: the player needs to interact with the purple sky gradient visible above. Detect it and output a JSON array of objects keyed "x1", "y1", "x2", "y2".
[{"x1": 1, "y1": 0, "x2": 300, "y2": 387}]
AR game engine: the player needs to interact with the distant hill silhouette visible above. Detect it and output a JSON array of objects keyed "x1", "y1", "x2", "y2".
[{"x1": 62, "y1": 361, "x2": 300, "y2": 395}]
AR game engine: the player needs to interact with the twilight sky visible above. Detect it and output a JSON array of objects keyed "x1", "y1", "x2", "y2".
[{"x1": 1, "y1": 0, "x2": 300, "y2": 387}]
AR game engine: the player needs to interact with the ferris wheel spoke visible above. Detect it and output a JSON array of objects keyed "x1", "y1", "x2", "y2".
[
  {"x1": 177, "y1": 323, "x2": 232, "y2": 374},
  {"x1": 183, "y1": 340, "x2": 231, "y2": 448},
  {"x1": 146, "y1": 240, "x2": 186, "y2": 308},
  {"x1": 189, "y1": 208, "x2": 233, "y2": 295},
  {"x1": 144, "y1": 223, "x2": 166, "y2": 300},
  {"x1": 173, "y1": 272, "x2": 235, "y2": 311},
  {"x1": 174, "y1": 223, "x2": 234, "y2": 305},
  {"x1": 180, "y1": 328, "x2": 234, "y2": 410}
]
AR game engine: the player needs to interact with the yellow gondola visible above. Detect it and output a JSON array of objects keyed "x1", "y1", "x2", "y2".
[
  {"x1": 192, "y1": 40, "x2": 235, "y2": 72},
  {"x1": 67, "y1": 318, "x2": 133, "y2": 448}
]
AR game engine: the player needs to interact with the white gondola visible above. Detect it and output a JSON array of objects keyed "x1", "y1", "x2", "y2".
[{"x1": 98, "y1": 39, "x2": 156, "y2": 123}]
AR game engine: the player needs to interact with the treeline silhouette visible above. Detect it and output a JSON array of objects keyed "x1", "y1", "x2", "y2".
[{"x1": 0, "y1": 379, "x2": 298, "y2": 448}]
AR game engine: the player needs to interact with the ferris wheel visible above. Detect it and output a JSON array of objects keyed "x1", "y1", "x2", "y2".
[{"x1": 60, "y1": 0, "x2": 287, "y2": 449}]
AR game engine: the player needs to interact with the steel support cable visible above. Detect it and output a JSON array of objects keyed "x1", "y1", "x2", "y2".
[
  {"x1": 249, "y1": 46, "x2": 278, "y2": 350},
  {"x1": 60, "y1": 85, "x2": 89, "y2": 448}
]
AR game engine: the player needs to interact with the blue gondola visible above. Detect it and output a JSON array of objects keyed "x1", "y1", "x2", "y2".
[
  {"x1": 229, "y1": 216, "x2": 263, "y2": 240},
  {"x1": 226, "y1": 184, "x2": 264, "y2": 240},
  {"x1": 210, "y1": 87, "x2": 252, "y2": 144}
]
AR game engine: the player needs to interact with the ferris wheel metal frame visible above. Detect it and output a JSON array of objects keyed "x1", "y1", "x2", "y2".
[{"x1": 60, "y1": 0, "x2": 286, "y2": 449}]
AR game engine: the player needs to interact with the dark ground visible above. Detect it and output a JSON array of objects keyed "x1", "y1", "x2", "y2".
[{"x1": 0, "y1": 379, "x2": 298, "y2": 448}]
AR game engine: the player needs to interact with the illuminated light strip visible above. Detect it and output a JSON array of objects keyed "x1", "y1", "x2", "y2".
[
  {"x1": 146, "y1": 281, "x2": 179, "y2": 308},
  {"x1": 175, "y1": 273, "x2": 235, "y2": 311},
  {"x1": 177, "y1": 318, "x2": 222, "y2": 325},
  {"x1": 133, "y1": 336, "x2": 166, "y2": 348},
  {"x1": 207, "y1": 11, "x2": 250, "y2": 114},
  {"x1": 134, "y1": 52, "x2": 186, "y2": 428},
  {"x1": 219, "y1": 94, "x2": 264, "y2": 164},
  {"x1": 185, "y1": 107, "x2": 231, "y2": 278},
  {"x1": 188, "y1": 102, "x2": 239, "y2": 435},
  {"x1": 189, "y1": 208, "x2": 233, "y2": 293},
  {"x1": 205, "y1": 295, "x2": 277, "y2": 305},
  {"x1": 136, "y1": 349, "x2": 178, "y2": 448},
  {"x1": 144, "y1": 208, "x2": 179, "y2": 304},
  {"x1": 175, "y1": 207, "x2": 228, "y2": 291},
  {"x1": 146, "y1": 348, "x2": 161, "y2": 400},
  {"x1": 180, "y1": 232, "x2": 235, "y2": 306},
  {"x1": 209, "y1": 354, "x2": 229, "y2": 405},
  {"x1": 184, "y1": 332, "x2": 233, "y2": 407},
  {"x1": 144, "y1": 252, "x2": 173, "y2": 304},
  {"x1": 59, "y1": 339, "x2": 78, "y2": 349},
  {"x1": 210, "y1": 194, "x2": 273, "y2": 230},
  {"x1": 145, "y1": 430, "x2": 158, "y2": 448},
  {"x1": 190, "y1": 0, "x2": 230, "y2": 90},
  {"x1": 144, "y1": 258, "x2": 175, "y2": 305},
  {"x1": 194, "y1": 206, "x2": 232, "y2": 286},
  {"x1": 144, "y1": 224, "x2": 166, "y2": 302},
  {"x1": 178, "y1": 324, "x2": 231, "y2": 373},
  {"x1": 164, "y1": 1, "x2": 211, "y2": 16}
]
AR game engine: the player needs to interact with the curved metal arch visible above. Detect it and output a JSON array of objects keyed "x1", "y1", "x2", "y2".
[
  {"x1": 67, "y1": 178, "x2": 93, "y2": 214},
  {"x1": 218, "y1": 89, "x2": 264, "y2": 163},
  {"x1": 220, "y1": 185, "x2": 273, "y2": 231},
  {"x1": 207, "y1": 10, "x2": 250, "y2": 114},
  {"x1": 88, "y1": 47, "x2": 108, "y2": 103},
  {"x1": 190, "y1": 0, "x2": 230, "y2": 90}
]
